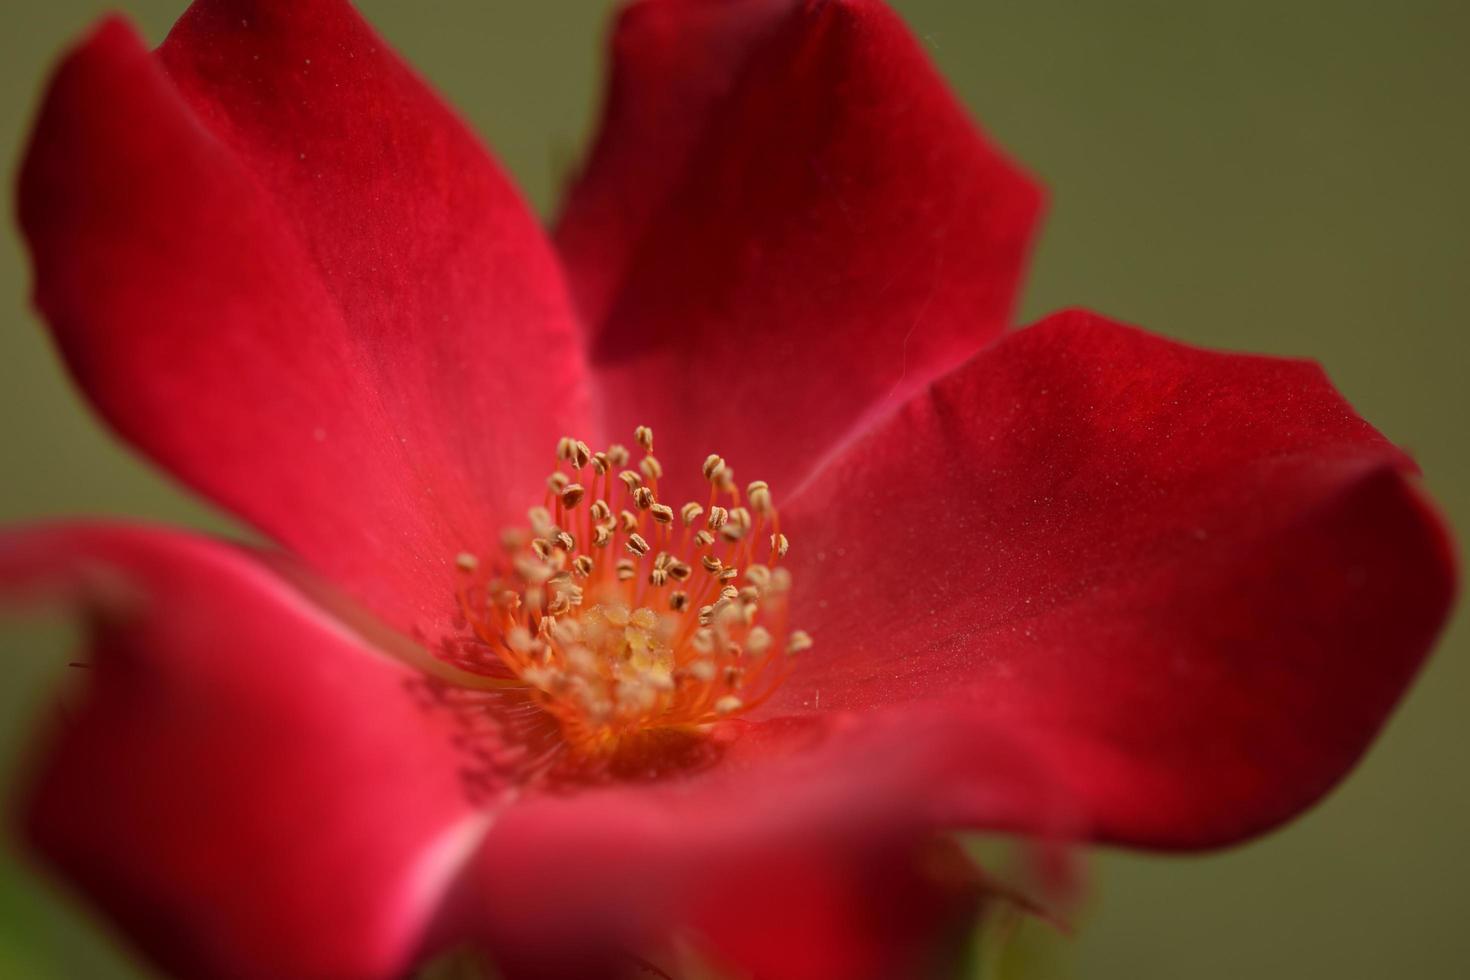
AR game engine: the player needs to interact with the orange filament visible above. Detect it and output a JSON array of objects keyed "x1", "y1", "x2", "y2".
[{"x1": 452, "y1": 428, "x2": 810, "y2": 761}]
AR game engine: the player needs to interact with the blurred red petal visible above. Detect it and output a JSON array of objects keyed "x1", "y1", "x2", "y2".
[
  {"x1": 463, "y1": 709, "x2": 1067, "y2": 980},
  {"x1": 2, "y1": 524, "x2": 488, "y2": 980}
]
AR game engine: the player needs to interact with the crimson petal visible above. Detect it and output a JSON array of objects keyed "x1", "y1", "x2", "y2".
[
  {"x1": 460, "y1": 710, "x2": 1067, "y2": 980},
  {"x1": 776, "y1": 311, "x2": 1456, "y2": 847},
  {"x1": 558, "y1": 0, "x2": 1041, "y2": 495},
  {"x1": 1, "y1": 524, "x2": 490, "y2": 980},
  {"x1": 18, "y1": 5, "x2": 589, "y2": 646}
]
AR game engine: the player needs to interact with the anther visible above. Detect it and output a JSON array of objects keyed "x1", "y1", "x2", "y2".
[
  {"x1": 635, "y1": 425, "x2": 655, "y2": 452},
  {"x1": 619, "y1": 510, "x2": 639, "y2": 533},
  {"x1": 527, "y1": 506, "x2": 553, "y2": 535},
  {"x1": 707, "y1": 506, "x2": 729, "y2": 530},
  {"x1": 701, "y1": 555, "x2": 723, "y2": 574},
  {"x1": 572, "y1": 555, "x2": 594, "y2": 578},
  {"x1": 560, "y1": 483, "x2": 586, "y2": 508},
  {"x1": 693, "y1": 529, "x2": 715, "y2": 548},
  {"x1": 632, "y1": 486, "x2": 654, "y2": 510},
  {"x1": 592, "y1": 525, "x2": 612, "y2": 547},
  {"x1": 640, "y1": 455, "x2": 663, "y2": 480},
  {"x1": 786, "y1": 630, "x2": 813, "y2": 654},
  {"x1": 715, "y1": 695, "x2": 744, "y2": 716},
  {"x1": 626, "y1": 533, "x2": 651, "y2": 556},
  {"x1": 680, "y1": 502, "x2": 704, "y2": 526},
  {"x1": 589, "y1": 500, "x2": 611, "y2": 522},
  {"x1": 607, "y1": 444, "x2": 630, "y2": 467},
  {"x1": 572, "y1": 441, "x2": 592, "y2": 469},
  {"x1": 555, "y1": 437, "x2": 575, "y2": 462},
  {"x1": 747, "y1": 481, "x2": 772, "y2": 513},
  {"x1": 771, "y1": 533, "x2": 790, "y2": 558},
  {"x1": 650, "y1": 503, "x2": 675, "y2": 524},
  {"x1": 455, "y1": 552, "x2": 479, "y2": 572},
  {"x1": 702, "y1": 454, "x2": 726, "y2": 482},
  {"x1": 669, "y1": 590, "x2": 690, "y2": 612},
  {"x1": 616, "y1": 558, "x2": 637, "y2": 581},
  {"x1": 547, "y1": 471, "x2": 571, "y2": 494},
  {"x1": 619, "y1": 470, "x2": 643, "y2": 492}
]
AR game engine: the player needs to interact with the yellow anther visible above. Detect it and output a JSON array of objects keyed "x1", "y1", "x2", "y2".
[
  {"x1": 626, "y1": 533, "x2": 651, "y2": 557},
  {"x1": 560, "y1": 483, "x2": 586, "y2": 508},
  {"x1": 702, "y1": 454, "x2": 726, "y2": 482},
  {"x1": 632, "y1": 486, "x2": 654, "y2": 510},
  {"x1": 640, "y1": 455, "x2": 663, "y2": 480},
  {"x1": 455, "y1": 552, "x2": 479, "y2": 572},
  {"x1": 771, "y1": 533, "x2": 790, "y2": 558},
  {"x1": 635, "y1": 425, "x2": 655, "y2": 452},
  {"x1": 650, "y1": 503, "x2": 675, "y2": 524},
  {"x1": 786, "y1": 630, "x2": 813, "y2": 655},
  {"x1": 680, "y1": 502, "x2": 704, "y2": 526}
]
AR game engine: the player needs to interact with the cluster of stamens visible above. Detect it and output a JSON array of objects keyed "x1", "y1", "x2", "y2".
[{"x1": 452, "y1": 427, "x2": 809, "y2": 761}]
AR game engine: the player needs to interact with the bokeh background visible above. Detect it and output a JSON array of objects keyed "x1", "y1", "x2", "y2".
[{"x1": 1, "y1": 1, "x2": 1465, "y2": 977}]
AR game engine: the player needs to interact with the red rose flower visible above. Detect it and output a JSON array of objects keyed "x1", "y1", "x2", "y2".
[{"x1": 2, "y1": 0, "x2": 1456, "y2": 978}]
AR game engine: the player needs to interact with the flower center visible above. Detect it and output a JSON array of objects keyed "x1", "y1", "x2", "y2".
[{"x1": 451, "y1": 427, "x2": 809, "y2": 766}]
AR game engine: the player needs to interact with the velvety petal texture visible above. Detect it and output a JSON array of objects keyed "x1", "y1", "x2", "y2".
[
  {"x1": 558, "y1": 0, "x2": 1042, "y2": 496},
  {"x1": 777, "y1": 311, "x2": 1456, "y2": 847},
  {"x1": 18, "y1": 2, "x2": 589, "y2": 647},
  {"x1": 0, "y1": 525, "x2": 490, "y2": 980}
]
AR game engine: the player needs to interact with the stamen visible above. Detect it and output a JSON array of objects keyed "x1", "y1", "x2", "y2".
[{"x1": 450, "y1": 428, "x2": 810, "y2": 767}]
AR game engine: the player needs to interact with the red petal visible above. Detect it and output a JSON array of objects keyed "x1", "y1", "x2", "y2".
[
  {"x1": 775, "y1": 311, "x2": 1457, "y2": 847},
  {"x1": 1, "y1": 525, "x2": 488, "y2": 980},
  {"x1": 461, "y1": 710, "x2": 1064, "y2": 980},
  {"x1": 18, "y1": 7, "x2": 588, "y2": 645},
  {"x1": 558, "y1": 0, "x2": 1041, "y2": 495}
]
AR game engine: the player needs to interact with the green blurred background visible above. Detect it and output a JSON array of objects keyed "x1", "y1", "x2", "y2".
[{"x1": 1, "y1": 1, "x2": 1465, "y2": 976}]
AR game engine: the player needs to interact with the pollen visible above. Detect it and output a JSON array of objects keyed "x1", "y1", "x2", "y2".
[{"x1": 451, "y1": 427, "x2": 808, "y2": 765}]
